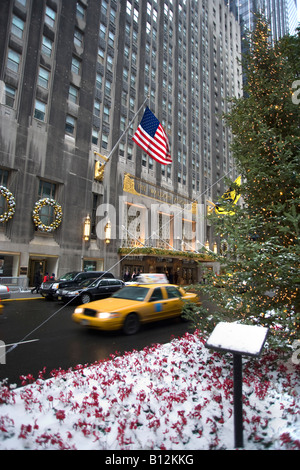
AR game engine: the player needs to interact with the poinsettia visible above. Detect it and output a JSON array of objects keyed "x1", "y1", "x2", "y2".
[{"x1": 0, "y1": 331, "x2": 299, "y2": 450}]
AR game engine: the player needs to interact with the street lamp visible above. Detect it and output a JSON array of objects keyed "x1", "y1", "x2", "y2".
[
  {"x1": 104, "y1": 220, "x2": 111, "y2": 244},
  {"x1": 83, "y1": 215, "x2": 91, "y2": 241}
]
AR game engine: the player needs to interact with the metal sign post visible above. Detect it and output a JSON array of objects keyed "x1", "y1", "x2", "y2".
[
  {"x1": 205, "y1": 322, "x2": 269, "y2": 448},
  {"x1": 233, "y1": 353, "x2": 243, "y2": 447}
]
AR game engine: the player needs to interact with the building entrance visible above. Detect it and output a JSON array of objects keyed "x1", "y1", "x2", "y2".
[
  {"x1": 28, "y1": 259, "x2": 45, "y2": 287},
  {"x1": 120, "y1": 255, "x2": 199, "y2": 285},
  {"x1": 28, "y1": 256, "x2": 58, "y2": 287}
]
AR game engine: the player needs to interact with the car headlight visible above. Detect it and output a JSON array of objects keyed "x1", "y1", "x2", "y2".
[
  {"x1": 52, "y1": 283, "x2": 59, "y2": 289},
  {"x1": 96, "y1": 312, "x2": 119, "y2": 319},
  {"x1": 74, "y1": 307, "x2": 84, "y2": 314}
]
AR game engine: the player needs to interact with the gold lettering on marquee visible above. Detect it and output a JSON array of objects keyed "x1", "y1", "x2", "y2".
[
  {"x1": 123, "y1": 173, "x2": 140, "y2": 195},
  {"x1": 123, "y1": 173, "x2": 196, "y2": 210}
]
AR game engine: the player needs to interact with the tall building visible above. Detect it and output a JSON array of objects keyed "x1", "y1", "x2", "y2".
[
  {"x1": 237, "y1": 0, "x2": 298, "y2": 40},
  {"x1": 0, "y1": 0, "x2": 242, "y2": 286},
  {"x1": 287, "y1": 0, "x2": 298, "y2": 35}
]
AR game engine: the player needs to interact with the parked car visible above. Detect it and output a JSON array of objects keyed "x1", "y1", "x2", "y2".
[
  {"x1": 56, "y1": 278, "x2": 97, "y2": 303},
  {"x1": 72, "y1": 279, "x2": 199, "y2": 335},
  {"x1": 40, "y1": 271, "x2": 114, "y2": 300},
  {"x1": 0, "y1": 285, "x2": 10, "y2": 300},
  {"x1": 57, "y1": 278, "x2": 124, "y2": 304}
]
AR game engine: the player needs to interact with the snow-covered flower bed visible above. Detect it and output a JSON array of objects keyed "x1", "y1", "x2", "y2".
[{"x1": 0, "y1": 331, "x2": 299, "y2": 450}]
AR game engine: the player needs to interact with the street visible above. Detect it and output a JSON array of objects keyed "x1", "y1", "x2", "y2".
[{"x1": 0, "y1": 298, "x2": 194, "y2": 387}]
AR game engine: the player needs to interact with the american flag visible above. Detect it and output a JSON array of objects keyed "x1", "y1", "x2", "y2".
[{"x1": 132, "y1": 107, "x2": 172, "y2": 165}]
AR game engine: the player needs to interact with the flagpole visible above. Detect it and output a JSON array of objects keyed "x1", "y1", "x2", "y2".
[{"x1": 104, "y1": 94, "x2": 149, "y2": 165}]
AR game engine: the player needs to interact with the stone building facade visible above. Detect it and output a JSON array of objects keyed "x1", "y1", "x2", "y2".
[{"x1": 0, "y1": 0, "x2": 242, "y2": 285}]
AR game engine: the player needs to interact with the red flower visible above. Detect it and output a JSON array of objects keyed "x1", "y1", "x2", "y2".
[
  {"x1": 213, "y1": 394, "x2": 222, "y2": 403},
  {"x1": 56, "y1": 410, "x2": 66, "y2": 422}
]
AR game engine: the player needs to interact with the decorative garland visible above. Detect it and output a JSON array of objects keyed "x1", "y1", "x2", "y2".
[
  {"x1": 0, "y1": 186, "x2": 16, "y2": 223},
  {"x1": 32, "y1": 198, "x2": 62, "y2": 232},
  {"x1": 118, "y1": 246, "x2": 214, "y2": 261}
]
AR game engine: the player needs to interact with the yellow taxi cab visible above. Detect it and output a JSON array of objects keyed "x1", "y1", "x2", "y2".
[{"x1": 72, "y1": 274, "x2": 199, "y2": 335}]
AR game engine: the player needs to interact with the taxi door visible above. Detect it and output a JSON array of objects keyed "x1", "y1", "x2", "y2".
[
  {"x1": 159, "y1": 285, "x2": 184, "y2": 318},
  {"x1": 142, "y1": 287, "x2": 169, "y2": 322}
]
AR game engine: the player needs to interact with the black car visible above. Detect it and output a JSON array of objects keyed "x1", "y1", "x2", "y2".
[
  {"x1": 55, "y1": 277, "x2": 97, "y2": 303},
  {"x1": 56, "y1": 278, "x2": 124, "y2": 304},
  {"x1": 40, "y1": 271, "x2": 114, "y2": 300}
]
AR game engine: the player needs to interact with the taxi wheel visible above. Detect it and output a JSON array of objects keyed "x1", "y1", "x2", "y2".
[{"x1": 123, "y1": 313, "x2": 140, "y2": 335}]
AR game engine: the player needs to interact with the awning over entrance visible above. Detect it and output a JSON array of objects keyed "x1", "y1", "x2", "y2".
[{"x1": 118, "y1": 247, "x2": 214, "y2": 285}]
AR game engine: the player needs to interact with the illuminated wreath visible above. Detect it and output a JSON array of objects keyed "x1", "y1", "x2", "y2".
[
  {"x1": 0, "y1": 186, "x2": 16, "y2": 223},
  {"x1": 32, "y1": 198, "x2": 62, "y2": 232}
]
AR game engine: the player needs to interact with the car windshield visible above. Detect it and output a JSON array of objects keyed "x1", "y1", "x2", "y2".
[
  {"x1": 58, "y1": 272, "x2": 78, "y2": 281},
  {"x1": 111, "y1": 286, "x2": 149, "y2": 301}
]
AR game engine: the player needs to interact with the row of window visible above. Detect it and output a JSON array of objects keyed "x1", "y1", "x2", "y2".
[
  {"x1": 4, "y1": 0, "x2": 238, "y2": 193},
  {"x1": 7, "y1": 6, "x2": 233, "y2": 102}
]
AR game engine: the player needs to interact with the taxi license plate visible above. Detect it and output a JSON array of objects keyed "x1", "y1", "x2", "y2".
[
  {"x1": 81, "y1": 319, "x2": 89, "y2": 326},
  {"x1": 58, "y1": 296, "x2": 62, "y2": 300}
]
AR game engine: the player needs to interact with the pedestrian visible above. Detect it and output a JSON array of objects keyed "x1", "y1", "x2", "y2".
[
  {"x1": 43, "y1": 272, "x2": 49, "y2": 282},
  {"x1": 123, "y1": 270, "x2": 131, "y2": 282},
  {"x1": 31, "y1": 270, "x2": 41, "y2": 293},
  {"x1": 50, "y1": 273, "x2": 55, "y2": 281}
]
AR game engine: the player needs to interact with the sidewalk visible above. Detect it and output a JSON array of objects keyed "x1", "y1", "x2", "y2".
[{"x1": 2, "y1": 290, "x2": 44, "y2": 301}]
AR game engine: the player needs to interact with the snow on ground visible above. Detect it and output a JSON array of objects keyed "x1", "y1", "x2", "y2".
[{"x1": 0, "y1": 331, "x2": 299, "y2": 450}]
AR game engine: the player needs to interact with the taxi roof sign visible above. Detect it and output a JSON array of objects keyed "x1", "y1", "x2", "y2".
[{"x1": 137, "y1": 273, "x2": 169, "y2": 284}]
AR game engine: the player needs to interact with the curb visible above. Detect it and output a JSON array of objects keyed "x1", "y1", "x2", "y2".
[{"x1": 2, "y1": 297, "x2": 45, "y2": 302}]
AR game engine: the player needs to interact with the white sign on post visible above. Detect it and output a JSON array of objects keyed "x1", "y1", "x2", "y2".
[
  {"x1": 205, "y1": 322, "x2": 269, "y2": 357},
  {"x1": 205, "y1": 322, "x2": 269, "y2": 448}
]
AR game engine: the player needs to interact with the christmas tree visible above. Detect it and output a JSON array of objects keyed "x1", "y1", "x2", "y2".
[{"x1": 186, "y1": 18, "x2": 300, "y2": 351}]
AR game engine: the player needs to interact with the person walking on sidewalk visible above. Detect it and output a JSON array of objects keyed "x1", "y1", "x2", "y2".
[{"x1": 31, "y1": 270, "x2": 41, "y2": 293}]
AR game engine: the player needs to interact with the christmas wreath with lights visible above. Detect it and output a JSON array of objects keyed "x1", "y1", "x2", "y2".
[
  {"x1": 0, "y1": 186, "x2": 16, "y2": 223},
  {"x1": 32, "y1": 198, "x2": 62, "y2": 232}
]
